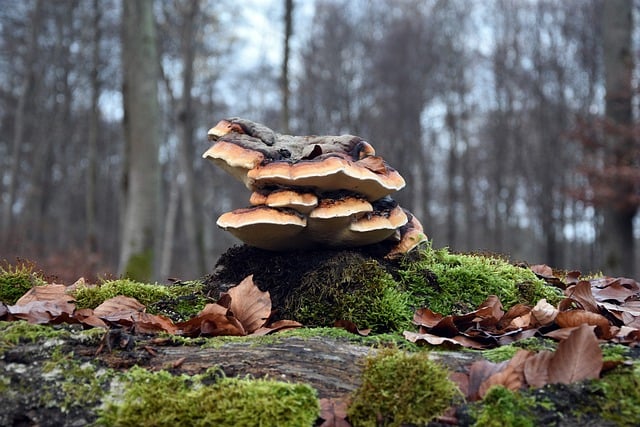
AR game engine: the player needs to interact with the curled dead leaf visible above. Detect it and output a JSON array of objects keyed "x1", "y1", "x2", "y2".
[
  {"x1": 523, "y1": 350, "x2": 554, "y2": 388},
  {"x1": 531, "y1": 299, "x2": 558, "y2": 327},
  {"x1": 555, "y1": 310, "x2": 610, "y2": 330},
  {"x1": 334, "y1": 319, "x2": 371, "y2": 336},
  {"x1": 547, "y1": 324, "x2": 603, "y2": 385},
  {"x1": 478, "y1": 349, "x2": 530, "y2": 398},
  {"x1": 226, "y1": 275, "x2": 271, "y2": 334},
  {"x1": 319, "y1": 397, "x2": 351, "y2": 427},
  {"x1": 564, "y1": 281, "x2": 599, "y2": 313},
  {"x1": 413, "y1": 308, "x2": 443, "y2": 328}
]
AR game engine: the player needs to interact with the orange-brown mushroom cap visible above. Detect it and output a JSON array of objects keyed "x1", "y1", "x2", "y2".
[
  {"x1": 247, "y1": 155, "x2": 405, "y2": 201},
  {"x1": 342, "y1": 204, "x2": 409, "y2": 246},
  {"x1": 385, "y1": 211, "x2": 428, "y2": 258},
  {"x1": 202, "y1": 141, "x2": 265, "y2": 185},
  {"x1": 249, "y1": 189, "x2": 318, "y2": 214},
  {"x1": 216, "y1": 206, "x2": 307, "y2": 251}
]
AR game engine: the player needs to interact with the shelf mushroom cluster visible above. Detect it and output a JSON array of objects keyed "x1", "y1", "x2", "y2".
[{"x1": 203, "y1": 117, "x2": 426, "y2": 256}]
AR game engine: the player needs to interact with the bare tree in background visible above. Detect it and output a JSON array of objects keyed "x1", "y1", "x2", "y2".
[
  {"x1": 281, "y1": 0, "x2": 293, "y2": 133},
  {"x1": 158, "y1": 0, "x2": 207, "y2": 278},
  {"x1": 86, "y1": 0, "x2": 102, "y2": 254},
  {"x1": 600, "y1": 0, "x2": 636, "y2": 277},
  {"x1": 119, "y1": 0, "x2": 161, "y2": 280},
  {"x1": 2, "y1": 0, "x2": 42, "y2": 247}
]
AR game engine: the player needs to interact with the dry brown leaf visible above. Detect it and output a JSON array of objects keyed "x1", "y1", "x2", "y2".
[
  {"x1": 565, "y1": 270, "x2": 582, "y2": 285},
  {"x1": 8, "y1": 284, "x2": 76, "y2": 323},
  {"x1": 531, "y1": 299, "x2": 558, "y2": 327},
  {"x1": 199, "y1": 302, "x2": 229, "y2": 317},
  {"x1": 475, "y1": 295, "x2": 504, "y2": 327},
  {"x1": 523, "y1": 350, "x2": 554, "y2": 387},
  {"x1": 93, "y1": 295, "x2": 145, "y2": 320},
  {"x1": 319, "y1": 397, "x2": 351, "y2": 427},
  {"x1": 449, "y1": 372, "x2": 470, "y2": 397},
  {"x1": 413, "y1": 308, "x2": 444, "y2": 327},
  {"x1": 547, "y1": 323, "x2": 603, "y2": 385},
  {"x1": 467, "y1": 360, "x2": 508, "y2": 400},
  {"x1": 478, "y1": 349, "x2": 530, "y2": 398},
  {"x1": 403, "y1": 331, "x2": 463, "y2": 348},
  {"x1": 555, "y1": 310, "x2": 610, "y2": 330},
  {"x1": 15, "y1": 284, "x2": 72, "y2": 305},
  {"x1": 200, "y1": 314, "x2": 246, "y2": 336},
  {"x1": 592, "y1": 282, "x2": 636, "y2": 303},
  {"x1": 252, "y1": 319, "x2": 303, "y2": 336},
  {"x1": 73, "y1": 308, "x2": 108, "y2": 328},
  {"x1": 226, "y1": 275, "x2": 271, "y2": 334},
  {"x1": 564, "y1": 281, "x2": 599, "y2": 313},
  {"x1": 177, "y1": 313, "x2": 245, "y2": 337},
  {"x1": 530, "y1": 264, "x2": 554, "y2": 278},
  {"x1": 497, "y1": 304, "x2": 531, "y2": 330},
  {"x1": 334, "y1": 319, "x2": 371, "y2": 336},
  {"x1": 133, "y1": 312, "x2": 178, "y2": 334}
]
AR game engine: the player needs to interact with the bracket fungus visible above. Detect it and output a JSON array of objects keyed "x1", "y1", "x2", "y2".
[{"x1": 204, "y1": 118, "x2": 427, "y2": 256}]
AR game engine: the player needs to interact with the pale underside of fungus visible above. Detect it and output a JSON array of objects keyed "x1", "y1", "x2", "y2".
[{"x1": 204, "y1": 117, "x2": 427, "y2": 256}]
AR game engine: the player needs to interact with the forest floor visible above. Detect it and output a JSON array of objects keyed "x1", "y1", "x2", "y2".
[{"x1": 1, "y1": 244, "x2": 639, "y2": 426}]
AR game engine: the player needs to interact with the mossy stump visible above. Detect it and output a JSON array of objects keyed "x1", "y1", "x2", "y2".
[
  {"x1": 203, "y1": 243, "x2": 560, "y2": 333},
  {"x1": 204, "y1": 244, "x2": 413, "y2": 333}
]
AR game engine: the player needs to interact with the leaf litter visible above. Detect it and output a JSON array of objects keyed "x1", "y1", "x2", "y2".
[
  {"x1": 2, "y1": 262, "x2": 640, "y2": 425},
  {"x1": 1, "y1": 274, "x2": 301, "y2": 338}
]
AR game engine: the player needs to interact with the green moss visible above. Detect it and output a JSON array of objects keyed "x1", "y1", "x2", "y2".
[
  {"x1": 482, "y1": 338, "x2": 557, "y2": 363},
  {"x1": 347, "y1": 347, "x2": 458, "y2": 426},
  {"x1": 0, "y1": 320, "x2": 70, "y2": 354},
  {"x1": 596, "y1": 364, "x2": 640, "y2": 425},
  {"x1": 399, "y1": 245, "x2": 562, "y2": 315},
  {"x1": 98, "y1": 367, "x2": 319, "y2": 427},
  {"x1": 0, "y1": 260, "x2": 46, "y2": 304},
  {"x1": 72, "y1": 278, "x2": 206, "y2": 321},
  {"x1": 41, "y1": 347, "x2": 113, "y2": 413},
  {"x1": 289, "y1": 258, "x2": 413, "y2": 333},
  {"x1": 600, "y1": 344, "x2": 629, "y2": 363},
  {"x1": 473, "y1": 386, "x2": 535, "y2": 427}
]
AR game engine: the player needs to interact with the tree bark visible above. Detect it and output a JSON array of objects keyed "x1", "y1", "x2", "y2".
[
  {"x1": 600, "y1": 0, "x2": 635, "y2": 277},
  {"x1": 2, "y1": 0, "x2": 42, "y2": 247},
  {"x1": 119, "y1": 0, "x2": 162, "y2": 281},
  {"x1": 86, "y1": 0, "x2": 101, "y2": 254},
  {"x1": 281, "y1": 0, "x2": 294, "y2": 133}
]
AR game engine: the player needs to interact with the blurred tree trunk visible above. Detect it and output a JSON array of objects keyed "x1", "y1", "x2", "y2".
[
  {"x1": 600, "y1": 0, "x2": 635, "y2": 277},
  {"x1": 119, "y1": 0, "x2": 161, "y2": 281},
  {"x1": 2, "y1": 0, "x2": 42, "y2": 247},
  {"x1": 176, "y1": 0, "x2": 206, "y2": 276},
  {"x1": 86, "y1": 0, "x2": 101, "y2": 254},
  {"x1": 281, "y1": 0, "x2": 293, "y2": 133},
  {"x1": 158, "y1": 0, "x2": 206, "y2": 278}
]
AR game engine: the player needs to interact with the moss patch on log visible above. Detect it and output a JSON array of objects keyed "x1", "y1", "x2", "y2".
[
  {"x1": 398, "y1": 245, "x2": 563, "y2": 314},
  {"x1": 72, "y1": 278, "x2": 207, "y2": 321},
  {"x1": 0, "y1": 260, "x2": 46, "y2": 304},
  {"x1": 347, "y1": 347, "x2": 458, "y2": 426},
  {"x1": 97, "y1": 367, "x2": 320, "y2": 427}
]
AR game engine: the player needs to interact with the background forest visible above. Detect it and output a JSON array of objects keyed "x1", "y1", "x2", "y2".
[{"x1": 0, "y1": 0, "x2": 638, "y2": 282}]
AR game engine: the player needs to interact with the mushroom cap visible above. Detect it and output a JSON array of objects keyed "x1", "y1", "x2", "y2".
[
  {"x1": 308, "y1": 195, "x2": 373, "y2": 220},
  {"x1": 247, "y1": 155, "x2": 405, "y2": 201},
  {"x1": 305, "y1": 195, "x2": 374, "y2": 245},
  {"x1": 216, "y1": 206, "x2": 307, "y2": 251},
  {"x1": 341, "y1": 204, "x2": 408, "y2": 246},
  {"x1": 202, "y1": 141, "x2": 264, "y2": 185},
  {"x1": 385, "y1": 211, "x2": 428, "y2": 258},
  {"x1": 249, "y1": 189, "x2": 318, "y2": 214}
]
